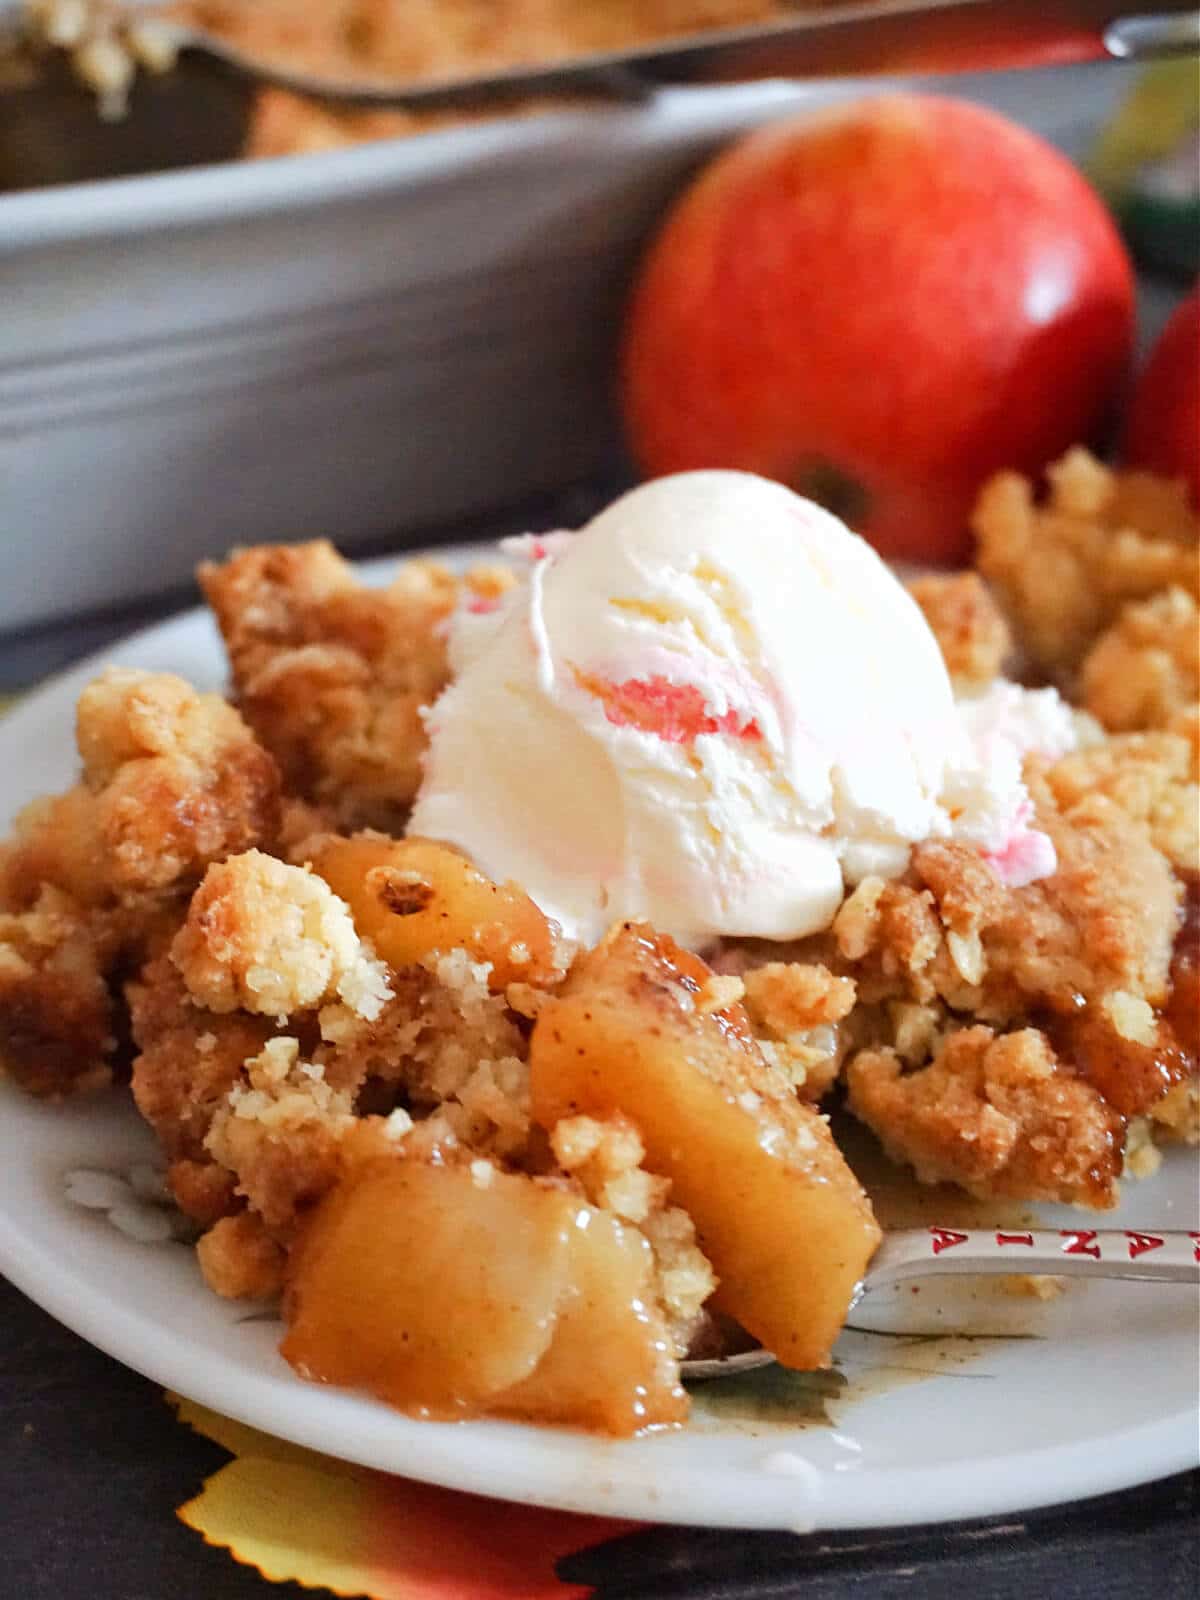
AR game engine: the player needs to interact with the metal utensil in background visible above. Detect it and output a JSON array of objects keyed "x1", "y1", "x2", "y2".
[
  {"x1": 682, "y1": 1224, "x2": 1200, "y2": 1379},
  {"x1": 3, "y1": 0, "x2": 1196, "y2": 190},
  {"x1": 1105, "y1": 7, "x2": 1200, "y2": 52},
  {"x1": 10, "y1": 0, "x2": 1200, "y2": 112}
]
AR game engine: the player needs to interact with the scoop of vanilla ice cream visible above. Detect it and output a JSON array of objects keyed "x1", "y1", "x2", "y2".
[{"x1": 410, "y1": 471, "x2": 988, "y2": 947}]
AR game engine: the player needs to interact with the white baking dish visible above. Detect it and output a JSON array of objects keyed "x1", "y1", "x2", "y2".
[{"x1": 0, "y1": 48, "x2": 1130, "y2": 631}]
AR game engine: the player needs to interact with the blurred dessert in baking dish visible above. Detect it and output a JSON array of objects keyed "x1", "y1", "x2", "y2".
[{"x1": 20, "y1": 0, "x2": 798, "y2": 150}]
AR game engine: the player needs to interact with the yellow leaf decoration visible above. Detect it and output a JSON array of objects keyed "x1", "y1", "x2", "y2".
[{"x1": 171, "y1": 1395, "x2": 635, "y2": 1599}]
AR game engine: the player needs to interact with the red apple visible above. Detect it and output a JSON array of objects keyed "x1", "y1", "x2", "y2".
[
  {"x1": 1123, "y1": 286, "x2": 1200, "y2": 505},
  {"x1": 621, "y1": 94, "x2": 1136, "y2": 563}
]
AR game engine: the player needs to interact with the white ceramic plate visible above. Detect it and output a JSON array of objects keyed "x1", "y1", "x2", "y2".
[{"x1": 0, "y1": 554, "x2": 1197, "y2": 1531}]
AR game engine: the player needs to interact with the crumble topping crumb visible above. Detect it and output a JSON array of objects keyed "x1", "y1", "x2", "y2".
[
  {"x1": 1081, "y1": 587, "x2": 1200, "y2": 734},
  {"x1": 382, "y1": 1107, "x2": 413, "y2": 1142},
  {"x1": 907, "y1": 572, "x2": 1012, "y2": 688},
  {"x1": 1149, "y1": 1079, "x2": 1199, "y2": 1145},
  {"x1": 946, "y1": 928, "x2": 985, "y2": 987},
  {"x1": 1101, "y1": 989, "x2": 1158, "y2": 1047},
  {"x1": 197, "y1": 1212, "x2": 286, "y2": 1300},
  {"x1": 1124, "y1": 1117, "x2": 1165, "y2": 1179},
  {"x1": 846, "y1": 1026, "x2": 1124, "y2": 1207},
  {"x1": 696, "y1": 973, "x2": 745, "y2": 1014},
  {"x1": 738, "y1": 962, "x2": 856, "y2": 1098},
  {"x1": 640, "y1": 1204, "x2": 719, "y2": 1356},
  {"x1": 201, "y1": 1036, "x2": 357, "y2": 1231},
  {"x1": 1002, "y1": 1274, "x2": 1065, "y2": 1300},
  {"x1": 199, "y1": 542, "x2": 458, "y2": 830},
  {"x1": 505, "y1": 980, "x2": 548, "y2": 1020},
  {"x1": 172, "y1": 850, "x2": 391, "y2": 1020},
  {"x1": 974, "y1": 447, "x2": 1198, "y2": 682},
  {"x1": 833, "y1": 877, "x2": 887, "y2": 961},
  {"x1": 546, "y1": 1110, "x2": 714, "y2": 1348}
]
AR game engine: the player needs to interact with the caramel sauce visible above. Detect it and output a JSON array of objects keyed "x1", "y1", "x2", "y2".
[
  {"x1": 1054, "y1": 1008, "x2": 1191, "y2": 1119},
  {"x1": 629, "y1": 923, "x2": 758, "y2": 1052},
  {"x1": 1166, "y1": 870, "x2": 1199, "y2": 1055}
]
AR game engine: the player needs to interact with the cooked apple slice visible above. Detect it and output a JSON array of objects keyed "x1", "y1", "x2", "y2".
[
  {"x1": 281, "y1": 1156, "x2": 688, "y2": 1431},
  {"x1": 529, "y1": 922, "x2": 881, "y2": 1369},
  {"x1": 281, "y1": 1160, "x2": 573, "y2": 1415},
  {"x1": 306, "y1": 834, "x2": 558, "y2": 989},
  {"x1": 498, "y1": 1207, "x2": 687, "y2": 1434}
]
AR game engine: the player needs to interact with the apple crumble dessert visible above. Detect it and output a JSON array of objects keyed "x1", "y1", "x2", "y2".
[{"x1": 0, "y1": 453, "x2": 1195, "y2": 1435}]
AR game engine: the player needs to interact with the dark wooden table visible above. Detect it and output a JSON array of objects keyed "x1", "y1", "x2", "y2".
[
  {"x1": 2, "y1": 1275, "x2": 1195, "y2": 1598},
  {"x1": 1, "y1": 486, "x2": 1197, "y2": 1597}
]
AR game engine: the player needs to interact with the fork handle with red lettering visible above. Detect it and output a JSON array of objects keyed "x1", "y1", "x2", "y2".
[
  {"x1": 863, "y1": 1225, "x2": 1200, "y2": 1297},
  {"x1": 681, "y1": 1224, "x2": 1198, "y2": 1379}
]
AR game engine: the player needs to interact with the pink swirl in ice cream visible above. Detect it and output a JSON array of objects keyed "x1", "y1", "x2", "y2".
[{"x1": 572, "y1": 670, "x2": 765, "y2": 744}]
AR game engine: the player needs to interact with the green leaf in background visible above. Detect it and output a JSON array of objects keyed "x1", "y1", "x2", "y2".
[{"x1": 1089, "y1": 58, "x2": 1200, "y2": 279}]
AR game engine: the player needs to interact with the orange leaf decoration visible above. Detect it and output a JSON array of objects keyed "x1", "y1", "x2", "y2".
[{"x1": 171, "y1": 1395, "x2": 637, "y2": 1598}]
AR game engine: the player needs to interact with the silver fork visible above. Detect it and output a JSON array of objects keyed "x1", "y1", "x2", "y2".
[{"x1": 682, "y1": 1224, "x2": 1200, "y2": 1380}]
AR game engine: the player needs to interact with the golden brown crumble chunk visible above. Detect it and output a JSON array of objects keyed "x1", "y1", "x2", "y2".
[
  {"x1": 907, "y1": 572, "x2": 1012, "y2": 687},
  {"x1": 1043, "y1": 730, "x2": 1198, "y2": 873},
  {"x1": 204, "y1": 1038, "x2": 357, "y2": 1234},
  {"x1": 739, "y1": 960, "x2": 856, "y2": 1099},
  {"x1": 829, "y1": 780, "x2": 1180, "y2": 1029},
  {"x1": 1080, "y1": 587, "x2": 1199, "y2": 734},
  {"x1": 75, "y1": 668, "x2": 281, "y2": 895},
  {"x1": 551, "y1": 1112, "x2": 667, "y2": 1221},
  {"x1": 974, "y1": 448, "x2": 1198, "y2": 680},
  {"x1": 200, "y1": 543, "x2": 508, "y2": 829},
  {"x1": 3, "y1": 668, "x2": 280, "y2": 908},
  {"x1": 0, "y1": 889, "x2": 117, "y2": 1098},
  {"x1": 172, "y1": 851, "x2": 390, "y2": 1019},
  {"x1": 0, "y1": 670, "x2": 280, "y2": 1097},
  {"x1": 316, "y1": 947, "x2": 533, "y2": 1157},
  {"x1": 128, "y1": 952, "x2": 277, "y2": 1221},
  {"x1": 817, "y1": 776, "x2": 1191, "y2": 1180},
  {"x1": 847, "y1": 1026, "x2": 1123, "y2": 1208},
  {"x1": 992, "y1": 777, "x2": 1180, "y2": 1013},
  {"x1": 132, "y1": 831, "x2": 554, "y2": 1241},
  {"x1": 197, "y1": 1211, "x2": 287, "y2": 1300}
]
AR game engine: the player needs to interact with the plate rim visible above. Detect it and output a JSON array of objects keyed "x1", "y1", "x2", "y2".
[{"x1": 1, "y1": 1175, "x2": 1195, "y2": 1531}]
